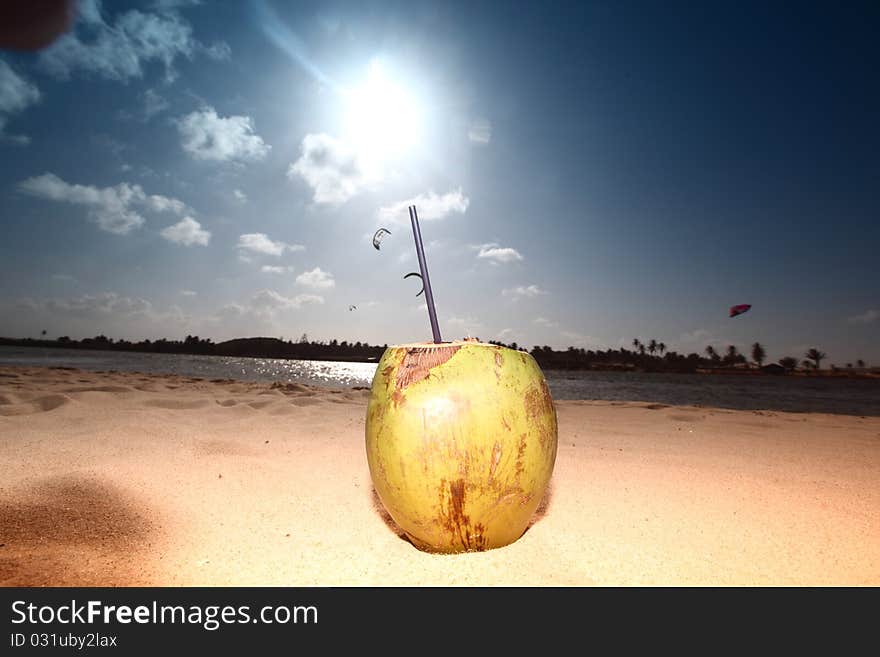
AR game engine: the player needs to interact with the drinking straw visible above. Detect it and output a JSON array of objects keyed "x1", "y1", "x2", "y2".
[{"x1": 409, "y1": 205, "x2": 442, "y2": 343}]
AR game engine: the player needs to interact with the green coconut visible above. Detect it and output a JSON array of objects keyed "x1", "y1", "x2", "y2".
[{"x1": 365, "y1": 339, "x2": 558, "y2": 552}]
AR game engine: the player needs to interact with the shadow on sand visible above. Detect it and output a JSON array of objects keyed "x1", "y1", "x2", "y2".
[{"x1": 0, "y1": 475, "x2": 157, "y2": 586}]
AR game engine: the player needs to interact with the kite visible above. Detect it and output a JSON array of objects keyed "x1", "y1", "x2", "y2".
[
  {"x1": 349, "y1": 305, "x2": 357, "y2": 311},
  {"x1": 372, "y1": 228, "x2": 391, "y2": 250},
  {"x1": 404, "y1": 272, "x2": 424, "y2": 297},
  {"x1": 729, "y1": 304, "x2": 751, "y2": 318}
]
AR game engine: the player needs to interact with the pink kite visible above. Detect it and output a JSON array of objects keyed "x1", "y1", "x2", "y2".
[{"x1": 729, "y1": 304, "x2": 751, "y2": 318}]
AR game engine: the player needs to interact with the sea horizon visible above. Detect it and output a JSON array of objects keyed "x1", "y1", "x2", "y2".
[{"x1": 2, "y1": 344, "x2": 877, "y2": 417}]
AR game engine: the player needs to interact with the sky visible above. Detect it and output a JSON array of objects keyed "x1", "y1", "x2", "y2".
[{"x1": 0, "y1": 0, "x2": 877, "y2": 365}]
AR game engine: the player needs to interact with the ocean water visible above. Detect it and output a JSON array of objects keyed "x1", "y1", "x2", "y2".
[{"x1": 1, "y1": 345, "x2": 877, "y2": 416}]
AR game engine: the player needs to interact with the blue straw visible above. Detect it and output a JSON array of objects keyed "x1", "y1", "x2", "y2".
[{"x1": 409, "y1": 205, "x2": 442, "y2": 343}]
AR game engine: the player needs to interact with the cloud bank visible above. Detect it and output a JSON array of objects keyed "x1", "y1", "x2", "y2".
[
  {"x1": 160, "y1": 216, "x2": 210, "y2": 246},
  {"x1": 18, "y1": 172, "x2": 188, "y2": 234},
  {"x1": 377, "y1": 188, "x2": 469, "y2": 225},
  {"x1": 288, "y1": 133, "x2": 368, "y2": 204},
  {"x1": 38, "y1": 0, "x2": 229, "y2": 82},
  {"x1": 0, "y1": 60, "x2": 41, "y2": 143},
  {"x1": 178, "y1": 107, "x2": 270, "y2": 162}
]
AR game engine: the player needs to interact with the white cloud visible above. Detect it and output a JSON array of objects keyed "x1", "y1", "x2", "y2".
[
  {"x1": 44, "y1": 291, "x2": 153, "y2": 317},
  {"x1": 261, "y1": 265, "x2": 294, "y2": 274},
  {"x1": 52, "y1": 274, "x2": 77, "y2": 282},
  {"x1": 237, "y1": 233, "x2": 303, "y2": 257},
  {"x1": 74, "y1": 0, "x2": 103, "y2": 23},
  {"x1": 251, "y1": 289, "x2": 293, "y2": 311},
  {"x1": 142, "y1": 88, "x2": 169, "y2": 119},
  {"x1": 178, "y1": 107, "x2": 270, "y2": 162},
  {"x1": 15, "y1": 290, "x2": 199, "y2": 338},
  {"x1": 679, "y1": 329, "x2": 711, "y2": 343},
  {"x1": 0, "y1": 59, "x2": 41, "y2": 142},
  {"x1": 250, "y1": 289, "x2": 324, "y2": 312},
  {"x1": 673, "y1": 329, "x2": 727, "y2": 355},
  {"x1": 202, "y1": 41, "x2": 231, "y2": 61},
  {"x1": 496, "y1": 328, "x2": 517, "y2": 342},
  {"x1": 446, "y1": 315, "x2": 484, "y2": 337},
  {"x1": 151, "y1": 0, "x2": 204, "y2": 8},
  {"x1": 19, "y1": 173, "x2": 145, "y2": 234},
  {"x1": 38, "y1": 0, "x2": 199, "y2": 82},
  {"x1": 160, "y1": 216, "x2": 210, "y2": 246},
  {"x1": 16, "y1": 298, "x2": 40, "y2": 312},
  {"x1": 1, "y1": 132, "x2": 31, "y2": 146},
  {"x1": 295, "y1": 267, "x2": 335, "y2": 289},
  {"x1": 288, "y1": 133, "x2": 368, "y2": 204},
  {"x1": 0, "y1": 60, "x2": 41, "y2": 115},
  {"x1": 233, "y1": 189, "x2": 247, "y2": 202},
  {"x1": 210, "y1": 293, "x2": 312, "y2": 337},
  {"x1": 377, "y1": 188, "x2": 469, "y2": 226},
  {"x1": 216, "y1": 302, "x2": 246, "y2": 319},
  {"x1": 180, "y1": 289, "x2": 197, "y2": 296},
  {"x1": 560, "y1": 331, "x2": 599, "y2": 348},
  {"x1": 116, "y1": 88, "x2": 171, "y2": 123},
  {"x1": 533, "y1": 317, "x2": 559, "y2": 328},
  {"x1": 476, "y1": 243, "x2": 523, "y2": 263},
  {"x1": 847, "y1": 309, "x2": 879, "y2": 325},
  {"x1": 468, "y1": 118, "x2": 491, "y2": 144},
  {"x1": 147, "y1": 194, "x2": 186, "y2": 214},
  {"x1": 18, "y1": 172, "x2": 188, "y2": 235},
  {"x1": 502, "y1": 284, "x2": 547, "y2": 299}
]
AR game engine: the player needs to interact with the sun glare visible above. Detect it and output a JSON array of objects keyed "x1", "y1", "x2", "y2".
[{"x1": 342, "y1": 60, "x2": 421, "y2": 167}]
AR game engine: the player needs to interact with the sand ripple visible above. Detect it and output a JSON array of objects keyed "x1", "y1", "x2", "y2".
[{"x1": 0, "y1": 393, "x2": 72, "y2": 416}]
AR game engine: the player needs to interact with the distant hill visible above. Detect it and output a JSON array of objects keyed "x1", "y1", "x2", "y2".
[
  {"x1": 215, "y1": 337, "x2": 298, "y2": 358},
  {"x1": 0, "y1": 335, "x2": 386, "y2": 363},
  {"x1": 213, "y1": 337, "x2": 383, "y2": 361}
]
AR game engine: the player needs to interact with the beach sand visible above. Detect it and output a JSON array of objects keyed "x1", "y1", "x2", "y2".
[{"x1": 1, "y1": 365, "x2": 877, "y2": 587}]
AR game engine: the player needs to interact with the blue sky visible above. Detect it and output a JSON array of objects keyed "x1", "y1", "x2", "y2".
[{"x1": 0, "y1": 0, "x2": 877, "y2": 365}]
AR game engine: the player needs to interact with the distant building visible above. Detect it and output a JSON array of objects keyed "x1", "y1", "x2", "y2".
[{"x1": 761, "y1": 362, "x2": 786, "y2": 375}]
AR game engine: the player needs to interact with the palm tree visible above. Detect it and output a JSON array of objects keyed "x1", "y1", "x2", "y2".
[
  {"x1": 658, "y1": 342, "x2": 666, "y2": 356},
  {"x1": 724, "y1": 345, "x2": 740, "y2": 366},
  {"x1": 857, "y1": 359, "x2": 865, "y2": 368},
  {"x1": 751, "y1": 342, "x2": 766, "y2": 367},
  {"x1": 648, "y1": 339, "x2": 658, "y2": 356},
  {"x1": 805, "y1": 348, "x2": 826, "y2": 370},
  {"x1": 779, "y1": 356, "x2": 798, "y2": 370},
  {"x1": 705, "y1": 345, "x2": 718, "y2": 362}
]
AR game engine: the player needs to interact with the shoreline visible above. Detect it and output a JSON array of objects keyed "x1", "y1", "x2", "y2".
[
  {"x1": 3, "y1": 341, "x2": 877, "y2": 379},
  {"x1": 2, "y1": 365, "x2": 878, "y2": 586},
  {"x1": 2, "y1": 362, "x2": 876, "y2": 410}
]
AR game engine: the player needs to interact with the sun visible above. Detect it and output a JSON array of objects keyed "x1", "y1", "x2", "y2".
[{"x1": 342, "y1": 60, "x2": 421, "y2": 167}]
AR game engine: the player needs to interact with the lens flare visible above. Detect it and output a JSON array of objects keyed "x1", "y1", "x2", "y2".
[{"x1": 342, "y1": 60, "x2": 421, "y2": 167}]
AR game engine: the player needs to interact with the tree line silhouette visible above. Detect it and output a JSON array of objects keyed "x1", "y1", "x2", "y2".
[
  {"x1": 0, "y1": 330, "x2": 866, "y2": 374},
  {"x1": 3, "y1": 333, "x2": 866, "y2": 376},
  {"x1": 488, "y1": 338, "x2": 861, "y2": 374},
  {"x1": 0, "y1": 333, "x2": 386, "y2": 363}
]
